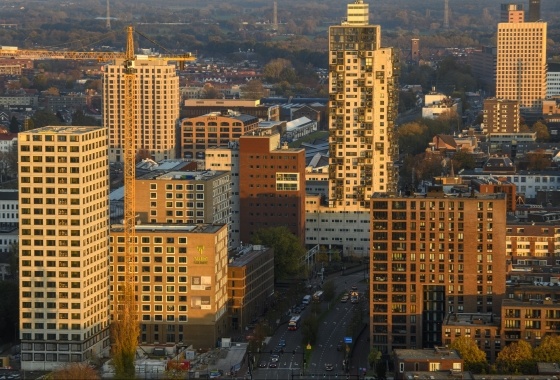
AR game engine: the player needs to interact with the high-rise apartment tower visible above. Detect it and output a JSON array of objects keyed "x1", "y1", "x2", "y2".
[
  {"x1": 328, "y1": 0, "x2": 399, "y2": 210},
  {"x1": 18, "y1": 126, "x2": 110, "y2": 370},
  {"x1": 528, "y1": 0, "x2": 541, "y2": 22},
  {"x1": 496, "y1": 10, "x2": 547, "y2": 111},
  {"x1": 103, "y1": 58, "x2": 180, "y2": 162}
]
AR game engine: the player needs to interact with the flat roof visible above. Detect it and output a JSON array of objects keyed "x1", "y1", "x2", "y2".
[
  {"x1": 110, "y1": 223, "x2": 225, "y2": 234},
  {"x1": 395, "y1": 348, "x2": 461, "y2": 360},
  {"x1": 0, "y1": 189, "x2": 18, "y2": 201},
  {"x1": 229, "y1": 245, "x2": 273, "y2": 267},
  {"x1": 443, "y1": 313, "x2": 500, "y2": 327},
  {"x1": 25, "y1": 125, "x2": 103, "y2": 134},
  {"x1": 137, "y1": 170, "x2": 228, "y2": 181}
]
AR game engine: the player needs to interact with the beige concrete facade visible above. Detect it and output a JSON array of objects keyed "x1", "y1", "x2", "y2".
[
  {"x1": 496, "y1": 20, "x2": 547, "y2": 111},
  {"x1": 18, "y1": 126, "x2": 110, "y2": 370},
  {"x1": 109, "y1": 224, "x2": 229, "y2": 349},
  {"x1": 328, "y1": 0, "x2": 399, "y2": 211},
  {"x1": 103, "y1": 59, "x2": 179, "y2": 162}
]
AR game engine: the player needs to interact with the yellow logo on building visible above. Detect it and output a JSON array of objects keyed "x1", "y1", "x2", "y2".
[{"x1": 194, "y1": 245, "x2": 208, "y2": 264}]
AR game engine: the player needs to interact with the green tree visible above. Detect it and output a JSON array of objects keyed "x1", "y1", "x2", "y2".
[
  {"x1": 71, "y1": 110, "x2": 100, "y2": 126},
  {"x1": 449, "y1": 336, "x2": 488, "y2": 373},
  {"x1": 322, "y1": 280, "x2": 335, "y2": 302},
  {"x1": 301, "y1": 314, "x2": 318, "y2": 346},
  {"x1": 252, "y1": 226, "x2": 305, "y2": 280},
  {"x1": 533, "y1": 335, "x2": 560, "y2": 363},
  {"x1": 397, "y1": 121, "x2": 429, "y2": 156},
  {"x1": 368, "y1": 349, "x2": 382, "y2": 370},
  {"x1": 201, "y1": 85, "x2": 222, "y2": 99},
  {"x1": 31, "y1": 110, "x2": 60, "y2": 130},
  {"x1": 263, "y1": 58, "x2": 292, "y2": 82},
  {"x1": 532, "y1": 121, "x2": 550, "y2": 142},
  {"x1": 452, "y1": 150, "x2": 476, "y2": 171},
  {"x1": 495, "y1": 340, "x2": 535, "y2": 374}
]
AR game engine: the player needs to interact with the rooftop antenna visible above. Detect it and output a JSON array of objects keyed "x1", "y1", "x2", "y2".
[
  {"x1": 106, "y1": 0, "x2": 111, "y2": 30},
  {"x1": 443, "y1": 0, "x2": 449, "y2": 29}
]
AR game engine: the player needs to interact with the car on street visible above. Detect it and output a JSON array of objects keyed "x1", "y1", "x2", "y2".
[
  {"x1": 351, "y1": 285, "x2": 358, "y2": 291},
  {"x1": 278, "y1": 339, "x2": 286, "y2": 347},
  {"x1": 336, "y1": 341, "x2": 343, "y2": 351},
  {"x1": 268, "y1": 361, "x2": 278, "y2": 368},
  {"x1": 325, "y1": 363, "x2": 334, "y2": 371},
  {"x1": 293, "y1": 307, "x2": 302, "y2": 314},
  {"x1": 340, "y1": 295, "x2": 349, "y2": 303},
  {"x1": 258, "y1": 360, "x2": 267, "y2": 368},
  {"x1": 270, "y1": 354, "x2": 280, "y2": 362}
]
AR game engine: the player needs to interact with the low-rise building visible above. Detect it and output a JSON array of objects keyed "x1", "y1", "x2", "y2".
[
  {"x1": 228, "y1": 244, "x2": 274, "y2": 332},
  {"x1": 394, "y1": 347, "x2": 464, "y2": 380}
]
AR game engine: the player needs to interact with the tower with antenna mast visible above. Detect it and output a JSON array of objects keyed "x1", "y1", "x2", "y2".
[
  {"x1": 273, "y1": 0, "x2": 278, "y2": 31},
  {"x1": 443, "y1": 0, "x2": 449, "y2": 29},
  {"x1": 106, "y1": 0, "x2": 111, "y2": 30}
]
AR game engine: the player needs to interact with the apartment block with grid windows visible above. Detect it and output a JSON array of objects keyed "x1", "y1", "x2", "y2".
[
  {"x1": 18, "y1": 126, "x2": 110, "y2": 370},
  {"x1": 103, "y1": 59, "x2": 179, "y2": 162},
  {"x1": 369, "y1": 189, "x2": 506, "y2": 354},
  {"x1": 134, "y1": 170, "x2": 231, "y2": 226},
  {"x1": 109, "y1": 224, "x2": 229, "y2": 349},
  {"x1": 496, "y1": 13, "x2": 547, "y2": 111}
]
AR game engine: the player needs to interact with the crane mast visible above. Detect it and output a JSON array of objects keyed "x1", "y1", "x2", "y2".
[{"x1": 1, "y1": 26, "x2": 195, "y2": 376}]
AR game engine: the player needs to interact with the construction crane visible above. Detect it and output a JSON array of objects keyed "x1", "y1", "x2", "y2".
[{"x1": 2, "y1": 26, "x2": 195, "y2": 376}]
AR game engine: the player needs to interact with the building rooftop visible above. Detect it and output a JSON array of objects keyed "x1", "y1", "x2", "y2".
[
  {"x1": 372, "y1": 188, "x2": 506, "y2": 200},
  {"x1": 0, "y1": 189, "x2": 18, "y2": 201},
  {"x1": 403, "y1": 371, "x2": 468, "y2": 380},
  {"x1": 110, "y1": 223, "x2": 225, "y2": 234},
  {"x1": 395, "y1": 347, "x2": 461, "y2": 361},
  {"x1": 502, "y1": 297, "x2": 559, "y2": 307},
  {"x1": 229, "y1": 244, "x2": 273, "y2": 267},
  {"x1": 24, "y1": 125, "x2": 102, "y2": 134},
  {"x1": 137, "y1": 170, "x2": 228, "y2": 181},
  {"x1": 443, "y1": 313, "x2": 499, "y2": 327}
]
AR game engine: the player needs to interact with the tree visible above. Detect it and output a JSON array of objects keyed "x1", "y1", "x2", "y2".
[
  {"x1": 201, "y1": 84, "x2": 222, "y2": 99},
  {"x1": 533, "y1": 335, "x2": 560, "y2": 363},
  {"x1": 322, "y1": 280, "x2": 335, "y2": 302},
  {"x1": 449, "y1": 336, "x2": 488, "y2": 373},
  {"x1": 532, "y1": 121, "x2": 550, "y2": 142},
  {"x1": 50, "y1": 363, "x2": 100, "y2": 380},
  {"x1": 452, "y1": 150, "x2": 476, "y2": 171},
  {"x1": 263, "y1": 58, "x2": 292, "y2": 82},
  {"x1": 31, "y1": 110, "x2": 60, "y2": 130},
  {"x1": 526, "y1": 149, "x2": 551, "y2": 171},
  {"x1": 495, "y1": 340, "x2": 535, "y2": 374},
  {"x1": 368, "y1": 349, "x2": 382, "y2": 370},
  {"x1": 71, "y1": 110, "x2": 99, "y2": 126},
  {"x1": 301, "y1": 314, "x2": 318, "y2": 345},
  {"x1": 241, "y1": 79, "x2": 265, "y2": 100},
  {"x1": 252, "y1": 226, "x2": 305, "y2": 280}
]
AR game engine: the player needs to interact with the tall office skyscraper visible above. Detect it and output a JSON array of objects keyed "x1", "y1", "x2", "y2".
[
  {"x1": 528, "y1": 0, "x2": 541, "y2": 22},
  {"x1": 328, "y1": 0, "x2": 399, "y2": 211},
  {"x1": 103, "y1": 58, "x2": 179, "y2": 162},
  {"x1": 18, "y1": 126, "x2": 110, "y2": 370},
  {"x1": 496, "y1": 11, "x2": 547, "y2": 111}
]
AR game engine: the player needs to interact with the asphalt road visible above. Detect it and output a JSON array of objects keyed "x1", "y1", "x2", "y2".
[{"x1": 248, "y1": 272, "x2": 368, "y2": 380}]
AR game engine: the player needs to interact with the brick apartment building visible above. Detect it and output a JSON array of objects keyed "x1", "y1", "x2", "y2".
[
  {"x1": 238, "y1": 131, "x2": 306, "y2": 245},
  {"x1": 179, "y1": 110, "x2": 259, "y2": 160},
  {"x1": 370, "y1": 188, "x2": 507, "y2": 353}
]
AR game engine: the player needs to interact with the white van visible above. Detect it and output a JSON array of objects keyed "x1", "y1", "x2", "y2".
[{"x1": 302, "y1": 295, "x2": 312, "y2": 305}]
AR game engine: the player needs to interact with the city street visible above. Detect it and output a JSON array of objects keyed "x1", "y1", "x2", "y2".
[{"x1": 247, "y1": 272, "x2": 368, "y2": 380}]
